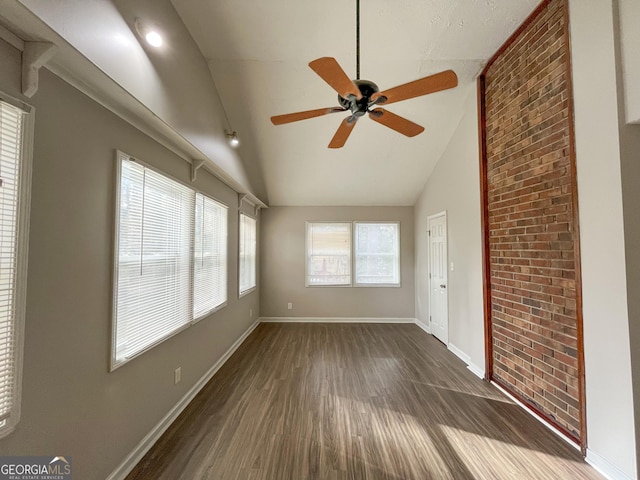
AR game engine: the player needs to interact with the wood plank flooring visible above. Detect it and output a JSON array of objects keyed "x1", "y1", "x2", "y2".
[{"x1": 125, "y1": 323, "x2": 603, "y2": 480}]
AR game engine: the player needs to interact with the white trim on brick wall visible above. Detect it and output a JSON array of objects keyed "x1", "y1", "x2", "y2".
[{"x1": 491, "y1": 381, "x2": 581, "y2": 453}]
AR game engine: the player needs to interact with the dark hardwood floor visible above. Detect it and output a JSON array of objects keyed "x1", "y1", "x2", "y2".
[{"x1": 126, "y1": 323, "x2": 603, "y2": 480}]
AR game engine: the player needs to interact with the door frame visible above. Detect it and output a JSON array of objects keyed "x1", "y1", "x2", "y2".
[{"x1": 427, "y1": 211, "x2": 449, "y2": 344}]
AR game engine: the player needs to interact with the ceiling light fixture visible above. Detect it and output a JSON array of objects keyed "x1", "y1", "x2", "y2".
[
  {"x1": 225, "y1": 130, "x2": 240, "y2": 147},
  {"x1": 135, "y1": 18, "x2": 163, "y2": 48}
]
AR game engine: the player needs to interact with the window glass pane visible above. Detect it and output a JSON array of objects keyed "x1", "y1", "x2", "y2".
[
  {"x1": 239, "y1": 213, "x2": 256, "y2": 294},
  {"x1": 193, "y1": 193, "x2": 227, "y2": 317},
  {"x1": 114, "y1": 158, "x2": 194, "y2": 366},
  {"x1": 355, "y1": 223, "x2": 400, "y2": 285},
  {"x1": 307, "y1": 222, "x2": 351, "y2": 285},
  {"x1": 0, "y1": 100, "x2": 25, "y2": 430}
]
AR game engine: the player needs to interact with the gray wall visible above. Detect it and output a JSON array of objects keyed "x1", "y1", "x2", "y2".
[
  {"x1": 615, "y1": 0, "x2": 640, "y2": 471},
  {"x1": 569, "y1": 0, "x2": 637, "y2": 475},
  {"x1": 0, "y1": 38, "x2": 259, "y2": 479},
  {"x1": 414, "y1": 85, "x2": 485, "y2": 373},
  {"x1": 620, "y1": 79, "x2": 640, "y2": 480},
  {"x1": 260, "y1": 206, "x2": 415, "y2": 319}
]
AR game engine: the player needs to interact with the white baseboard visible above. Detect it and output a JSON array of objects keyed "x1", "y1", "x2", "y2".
[
  {"x1": 586, "y1": 449, "x2": 634, "y2": 480},
  {"x1": 259, "y1": 316, "x2": 417, "y2": 324},
  {"x1": 466, "y1": 363, "x2": 485, "y2": 379},
  {"x1": 106, "y1": 319, "x2": 261, "y2": 480},
  {"x1": 448, "y1": 343, "x2": 471, "y2": 364},
  {"x1": 447, "y1": 343, "x2": 485, "y2": 379},
  {"x1": 491, "y1": 381, "x2": 581, "y2": 452},
  {"x1": 414, "y1": 319, "x2": 431, "y2": 334}
]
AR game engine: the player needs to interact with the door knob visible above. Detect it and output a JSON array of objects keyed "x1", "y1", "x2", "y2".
[{"x1": 440, "y1": 284, "x2": 446, "y2": 288}]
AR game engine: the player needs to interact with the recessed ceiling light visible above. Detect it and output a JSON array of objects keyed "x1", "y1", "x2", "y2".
[
  {"x1": 135, "y1": 18, "x2": 163, "y2": 48},
  {"x1": 145, "y1": 31, "x2": 163, "y2": 48}
]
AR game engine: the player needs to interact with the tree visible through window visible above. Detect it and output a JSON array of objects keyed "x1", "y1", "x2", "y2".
[
  {"x1": 355, "y1": 223, "x2": 400, "y2": 285},
  {"x1": 306, "y1": 222, "x2": 352, "y2": 285},
  {"x1": 306, "y1": 222, "x2": 400, "y2": 287}
]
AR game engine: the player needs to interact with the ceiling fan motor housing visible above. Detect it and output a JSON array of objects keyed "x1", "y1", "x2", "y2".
[{"x1": 339, "y1": 79, "x2": 380, "y2": 117}]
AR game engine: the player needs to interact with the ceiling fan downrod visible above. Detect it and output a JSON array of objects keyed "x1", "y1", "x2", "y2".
[
  {"x1": 269, "y1": 0, "x2": 459, "y2": 148},
  {"x1": 356, "y1": 0, "x2": 360, "y2": 80}
]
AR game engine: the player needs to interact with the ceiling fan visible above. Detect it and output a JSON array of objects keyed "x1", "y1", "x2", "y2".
[{"x1": 270, "y1": 0, "x2": 458, "y2": 148}]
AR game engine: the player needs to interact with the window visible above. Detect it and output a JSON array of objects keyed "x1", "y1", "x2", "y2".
[
  {"x1": 113, "y1": 154, "x2": 229, "y2": 369},
  {"x1": 354, "y1": 222, "x2": 400, "y2": 285},
  {"x1": 306, "y1": 222, "x2": 400, "y2": 287},
  {"x1": 193, "y1": 193, "x2": 227, "y2": 318},
  {"x1": 239, "y1": 213, "x2": 256, "y2": 295},
  {"x1": 0, "y1": 98, "x2": 32, "y2": 437},
  {"x1": 306, "y1": 222, "x2": 351, "y2": 285},
  {"x1": 114, "y1": 157, "x2": 194, "y2": 367}
]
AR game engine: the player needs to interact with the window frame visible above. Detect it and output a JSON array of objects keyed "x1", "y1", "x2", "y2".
[
  {"x1": 304, "y1": 221, "x2": 401, "y2": 288},
  {"x1": 238, "y1": 212, "x2": 257, "y2": 297},
  {"x1": 305, "y1": 221, "x2": 353, "y2": 287},
  {"x1": 353, "y1": 221, "x2": 401, "y2": 288},
  {"x1": 0, "y1": 94, "x2": 34, "y2": 439},
  {"x1": 111, "y1": 151, "x2": 230, "y2": 370},
  {"x1": 192, "y1": 192, "x2": 228, "y2": 322}
]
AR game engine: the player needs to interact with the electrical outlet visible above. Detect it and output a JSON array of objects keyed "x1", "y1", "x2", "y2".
[
  {"x1": 287, "y1": 302, "x2": 293, "y2": 310},
  {"x1": 174, "y1": 367, "x2": 181, "y2": 385},
  {"x1": 250, "y1": 308, "x2": 253, "y2": 319}
]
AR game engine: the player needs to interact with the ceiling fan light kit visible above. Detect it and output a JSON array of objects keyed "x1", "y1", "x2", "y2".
[{"x1": 270, "y1": 2, "x2": 458, "y2": 148}]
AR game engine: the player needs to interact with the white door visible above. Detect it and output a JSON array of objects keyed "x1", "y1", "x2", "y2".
[{"x1": 428, "y1": 213, "x2": 448, "y2": 344}]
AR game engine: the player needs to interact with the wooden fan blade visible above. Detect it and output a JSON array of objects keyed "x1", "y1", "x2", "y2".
[
  {"x1": 371, "y1": 70, "x2": 458, "y2": 106},
  {"x1": 271, "y1": 107, "x2": 346, "y2": 125},
  {"x1": 369, "y1": 108, "x2": 424, "y2": 137},
  {"x1": 329, "y1": 117, "x2": 357, "y2": 148},
  {"x1": 309, "y1": 57, "x2": 363, "y2": 100}
]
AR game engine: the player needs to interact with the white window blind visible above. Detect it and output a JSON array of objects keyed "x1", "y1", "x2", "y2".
[
  {"x1": 239, "y1": 213, "x2": 256, "y2": 294},
  {"x1": 193, "y1": 193, "x2": 227, "y2": 318},
  {"x1": 354, "y1": 222, "x2": 400, "y2": 285},
  {"x1": 0, "y1": 100, "x2": 28, "y2": 435},
  {"x1": 113, "y1": 157, "x2": 194, "y2": 367},
  {"x1": 306, "y1": 222, "x2": 351, "y2": 285}
]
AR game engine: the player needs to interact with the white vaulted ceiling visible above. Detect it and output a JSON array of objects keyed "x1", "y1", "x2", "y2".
[
  {"x1": 171, "y1": 0, "x2": 539, "y2": 205},
  {"x1": 6, "y1": 0, "x2": 540, "y2": 206}
]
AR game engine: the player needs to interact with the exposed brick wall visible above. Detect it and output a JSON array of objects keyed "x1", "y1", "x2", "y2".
[{"x1": 483, "y1": 0, "x2": 581, "y2": 439}]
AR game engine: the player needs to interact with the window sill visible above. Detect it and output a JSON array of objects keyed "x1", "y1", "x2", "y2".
[
  {"x1": 239, "y1": 286, "x2": 256, "y2": 298},
  {"x1": 193, "y1": 301, "x2": 228, "y2": 323}
]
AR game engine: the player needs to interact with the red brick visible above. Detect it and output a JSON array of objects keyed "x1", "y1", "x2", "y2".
[{"x1": 485, "y1": 0, "x2": 581, "y2": 437}]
